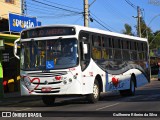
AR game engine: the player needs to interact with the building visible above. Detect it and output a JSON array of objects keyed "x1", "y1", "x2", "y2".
[
  {"x1": 0, "y1": 0, "x2": 21, "y2": 32},
  {"x1": 0, "y1": 0, "x2": 21, "y2": 19},
  {"x1": 0, "y1": 0, "x2": 21, "y2": 98}
]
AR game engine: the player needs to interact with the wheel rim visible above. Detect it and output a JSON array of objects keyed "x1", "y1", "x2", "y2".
[{"x1": 93, "y1": 84, "x2": 99, "y2": 99}]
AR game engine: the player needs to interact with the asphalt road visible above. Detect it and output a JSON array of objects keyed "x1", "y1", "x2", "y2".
[{"x1": 0, "y1": 78, "x2": 160, "y2": 119}]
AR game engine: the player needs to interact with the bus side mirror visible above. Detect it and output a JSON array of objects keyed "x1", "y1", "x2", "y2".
[
  {"x1": 83, "y1": 44, "x2": 88, "y2": 54},
  {"x1": 14, "y1": 38, "x2": 20, "y2": 59},
  {"x1": 81, "y1": 36, "x2": 88, "y2": 54}
]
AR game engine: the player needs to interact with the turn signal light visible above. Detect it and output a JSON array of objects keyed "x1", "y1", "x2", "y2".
[{"x1": 55, "y1": 76, "x2": 62, "y2": 80}]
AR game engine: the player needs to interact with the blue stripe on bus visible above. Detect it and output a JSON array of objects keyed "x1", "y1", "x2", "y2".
[{"x1": 105, "y1": 71, "x2": 109, "y2": 91}]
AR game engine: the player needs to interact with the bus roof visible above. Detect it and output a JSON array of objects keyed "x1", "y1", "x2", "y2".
[
  {"x1": 21, "y1": 24, "x2": 147, "y2": 42},
  {"x1": 74, "y1": 25, "x2": 147, "y2": 42}
]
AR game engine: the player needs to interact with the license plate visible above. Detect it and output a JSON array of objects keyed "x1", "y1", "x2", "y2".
[{"x1": 41, "y1": 87, "x2": 52, "y2": 92}]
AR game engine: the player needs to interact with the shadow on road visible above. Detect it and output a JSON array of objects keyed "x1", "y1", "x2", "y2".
[{"x1": 0, "y1": 80, "x2": 160, "y2": 107}]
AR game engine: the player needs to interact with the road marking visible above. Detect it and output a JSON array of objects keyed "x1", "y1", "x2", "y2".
[
  {"x1": 15, "y1": 108, "x2": 31, "y2": 111},
  {"x1": 96, "y1": 103, "x2": 119, "y2": 111}
]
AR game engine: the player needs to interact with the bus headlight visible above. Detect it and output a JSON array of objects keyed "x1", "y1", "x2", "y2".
[
  {"x1": 69, "y1": 78, "x2": 72, "y2": 82},
  {"x1": 24, "y1": 80, "x2": 31, "y2": 86},
  {"x1": 21, "y1": 76, "x2": 31, "y2": 86},
  {"x1": 73, "y1": 75, "x2": 77, "y2": 79},
  {"x1": 63, "y1": 80, "x2": 67, "y2": 84}
]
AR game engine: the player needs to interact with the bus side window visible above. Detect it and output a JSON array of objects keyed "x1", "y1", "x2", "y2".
[
  {"x1": 114, "y1": 38, "x2": 121, "y2": 49},
  {"x1": 108, "y1": 38, "x2": 112, "y2": 48},
  {"x1": 126, "y1": 41, "x2": 130, "y2": 49},
  {"x1": 79, "y1": 31, "x2": 91, "y2": 71},
  {"x1": 134, "y1": 42, "x2": 137, "y2": 51},
  {"x1": 112, "y1": 38, "x2": 122, "y2": 60},
  {"x1": 130, "y1": 41, "x2": 138, "y2": 60},
  {"x1": 98, "y1": 36, "x2": 101, "y2": 46},
  {"x1": 92, "y1": 35, "x2": 101, "y2": 47},
  {"x1": 92, "y1": 35, "x2": 101, "y2": 60},
  {"x1": 109, "y1": 37, "x2": 113, "y2": 59},
  {"x1": 102, "y1": 37, "x2": 108, "y2": 59},
  {"x1": 138, "y1": 42, "x2": 144, "y2": 60},
  {"x1": 144, "y1": 42, "x2": 148, "y2": 60},
  {"x1": 122, "y1": 40, "x2": 130, "y2": 61}
]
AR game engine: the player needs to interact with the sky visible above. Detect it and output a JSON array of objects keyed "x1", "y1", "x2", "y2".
[{"x1": 25, "y1": 0, "x2": 160, "y2": 34}]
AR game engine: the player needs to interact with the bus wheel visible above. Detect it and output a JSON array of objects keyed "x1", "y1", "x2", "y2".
[
  {"x1": 42, "y1": 95, "x2": 55, "y2": 106},
  {"x1": 86, "y1": 80, "x2": 100, "y2": 103},
  {"x1": 119, "y1": 76, "x2": 135, "y2": 96}
]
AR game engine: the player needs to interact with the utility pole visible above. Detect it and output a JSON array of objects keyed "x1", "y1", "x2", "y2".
[
  {"x1": 84, "y1": 0, "x2": 89, "y2": 27},
  {"x1": 21, "y1": 0, "x2": 25, "y2": 15},
  {"x1": 137, "y1": 6, "x2": 141, "y2": 37}
]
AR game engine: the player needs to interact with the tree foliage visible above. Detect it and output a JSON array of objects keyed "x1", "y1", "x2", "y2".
[
  {"x1": 122, "y1": 17, "x2": 160, "y2": 49},
  {"x1": 122, "y1": 24, "x2": 133, "y2": 35},
  {"x1": 150, "y1": 30, "x2": 160, "y2": 49},
  {"x1": 140, "y1": 18, "x2": 153, "y2": 38}
]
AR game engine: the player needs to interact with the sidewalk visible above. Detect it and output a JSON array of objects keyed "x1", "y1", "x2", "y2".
[
  {"x1": 151, "y1": 75, "x2": 158, "y2": 81},
  {"x1": 151, "y1": 77, "x2": 158, "y2": 81}
]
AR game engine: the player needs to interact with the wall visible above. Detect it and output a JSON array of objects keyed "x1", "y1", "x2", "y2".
[{"x1": 0, "y1": 0, "x2": 21, "y2": 19}]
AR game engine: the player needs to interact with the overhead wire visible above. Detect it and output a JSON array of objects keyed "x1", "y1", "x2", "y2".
[
  {"x1": 91, "y1": 0, "x2": 133, "y2": 32},
  {"x1": 26, "y1": 2, "x2": 60, "y2": 14},
  {"x1": 104, "y1": 0, "x2": 134, "y2": 25},
  {"x1": 0, "y1": 0, "x2": 83, "y2": 24},
  {"x1": 43, "y1": 0, "x2": 82, "y2": 11},
  {"x1": 25, "y1": 0, "x2": 83, "y2": 20},
  {"x1": 1, "y1": 0, "x2": 140, "y2": 33},
  {"x1": 27, "y1": 8, "x2": 51, "y2": 15},
  {"x1": 26, "y1": 1, "x2": 83, "y2": 15},
  {"x1": 90, "y1": 12, "x2": 113, "y2": 32},
  {"x1": 124, "y1": 0, "x2": 137, "y2": 10},
  {"x1": 31, "y1": 0, "x2": 81, "y2": 14},
  {"x1": 124, "y1": 0, "x2": 146, "y2": 36},
  {"x1": 26, "y1": 0, "x2": 114, "y2": 31},
  {"x1": 37, "y1": 13, "x2": 83, "y2": 19},
  {"x1": 73, "y1": 16, "x2": 84, "y2": 24},
  {"x1": 90, "y1": 17, "x2": 112, "y2": 31}
]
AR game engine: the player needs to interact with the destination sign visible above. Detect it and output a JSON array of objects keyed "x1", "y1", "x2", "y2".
[{"x1": 21, "y1": 27, "x2": 76, "y2": 39}]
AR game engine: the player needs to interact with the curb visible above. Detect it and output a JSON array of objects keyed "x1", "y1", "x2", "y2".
[{"x1": 151, "y1": 78, "x2": 158, "y2": 81}]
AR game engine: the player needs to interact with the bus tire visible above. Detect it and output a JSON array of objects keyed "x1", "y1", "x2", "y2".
[
  {"x1": 42, "y1": 95, "x2": 55, "y2": 106},
  {"x1": 119, "y1": 76, "x2": 135, "y2": 96},
  {"x1": 86, "y1": 80, "x2": 100, "y2": 103}
]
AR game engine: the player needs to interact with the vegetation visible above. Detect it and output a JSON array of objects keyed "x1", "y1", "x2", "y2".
[
  {"x1": 122, "y1": 24, "x2": 134, "y2": 36},
  {"x1": 122, "y1": 17, "x2": 160, "y2": 50}
]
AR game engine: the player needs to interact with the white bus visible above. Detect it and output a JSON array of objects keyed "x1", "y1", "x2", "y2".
[{"x1": 14, "y1": 25, "x2": 150, "y2": 105}]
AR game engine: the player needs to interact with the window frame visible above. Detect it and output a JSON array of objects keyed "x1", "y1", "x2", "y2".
[{"x1": 5, "y1": 0, "x2": 14, "y2": 4}]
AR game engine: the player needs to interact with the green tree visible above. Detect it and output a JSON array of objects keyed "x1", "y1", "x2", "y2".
[
  {"x1": 122, "y1": 24, "x2": 133, "y2": 35},
  {"x1": 150, "y1": 30, "x2": 160, "y2": 49},
  {"x1": 140, "y1": 18, "x2": 153, "y2": 38},
  {"x1": 138, "y1": 17, "x2": 156, "y2": 49}
]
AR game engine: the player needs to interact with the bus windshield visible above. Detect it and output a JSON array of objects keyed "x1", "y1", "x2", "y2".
[{"x1": 20, "y1": 38, "x2": 78, "y2": 70}]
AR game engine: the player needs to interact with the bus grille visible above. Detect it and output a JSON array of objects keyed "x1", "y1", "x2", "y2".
[
  {"x1": 32, "y1": 81, "x2": 62, "y2": 85},
  {"x1": 27, "y1": 71, "x2": 67, "y2": 77}
]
